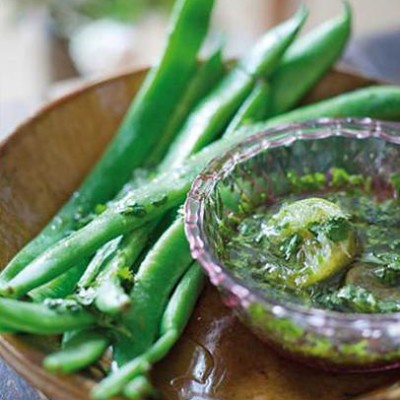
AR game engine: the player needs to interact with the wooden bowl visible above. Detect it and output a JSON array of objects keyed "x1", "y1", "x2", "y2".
[{"x1": 1, "y1": 67, "x2": 399, "y2": 400}]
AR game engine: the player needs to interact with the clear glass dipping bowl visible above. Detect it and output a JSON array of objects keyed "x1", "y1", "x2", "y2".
[{"x1": 184, "y1": 118, "x2": 400, "y2": 372}]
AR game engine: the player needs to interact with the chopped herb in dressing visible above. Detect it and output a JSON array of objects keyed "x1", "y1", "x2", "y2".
[{"x1": 221, "y1": 170, "x2": 400, "y2": 313}]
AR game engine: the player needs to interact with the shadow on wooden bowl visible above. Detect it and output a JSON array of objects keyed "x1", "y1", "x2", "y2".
[{"x1": 0, "y1": 67, "x2": 399, "y2": 400}]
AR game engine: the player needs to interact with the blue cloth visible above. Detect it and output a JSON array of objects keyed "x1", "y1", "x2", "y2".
[
  {"x1": 0, "y1": 360, "x2": 43, "y2": 400},
  {"x1": 343, "y1": 29, "x2": 400, "y2": 84}
]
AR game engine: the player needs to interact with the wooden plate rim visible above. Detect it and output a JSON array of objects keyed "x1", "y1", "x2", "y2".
[{"x1": 0, "y1": 65, "x2": 388, "y2": 400}]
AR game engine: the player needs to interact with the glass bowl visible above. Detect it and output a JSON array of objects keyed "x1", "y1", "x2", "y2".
[{"x1": 184, "y1": 118, "x2": 400, "y2": 372}]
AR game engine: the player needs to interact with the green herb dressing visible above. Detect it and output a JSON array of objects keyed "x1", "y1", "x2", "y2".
[{"x1": 221, "y1": 169, "x2": 400, "y2": 313}]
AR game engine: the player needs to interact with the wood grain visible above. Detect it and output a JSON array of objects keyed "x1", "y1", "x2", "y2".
[{"x1": 0, "y1": 68, "x2": 398, "y2": 400}]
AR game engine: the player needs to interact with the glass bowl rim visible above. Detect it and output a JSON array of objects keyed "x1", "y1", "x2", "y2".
[{"x1": 184, "y1": 117, "x2": 400, "y2": 328}]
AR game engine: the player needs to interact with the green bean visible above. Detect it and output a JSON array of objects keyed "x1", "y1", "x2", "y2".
[
  {"x1": 94, "y1": 281, "x2": 130, "y2": 316},
  {"x1": 107, "y1": 32, "x2": 258, "y2": 358},
  {"x1": 223, "y1": 4, "x2": 352, "y2": 131},
  {"x1": 159, "y1": 6, "x2": 308, "y2": 170},
  {"x1": 93, "y1": 222, "x2": 159, "y2": 315},
  {"x1": 91, "y1": 47, "x2": 225, "y2": 315},
  {"x1": 82, "y1": 40, "x2": 221, "y2": 318},
  {"x1": 77, "y1": 222, "x2": 155, "y2": 314},
  {"x1": 123, "y1": 376, "x2": 158, "y2": 400},
  {"x1": 267, "y1": 1, "x2": 352, "y2": 116},
  {"x1": 0, "y1": 0, "x2": 215, "y2": 285},
  {"x1": 29, "y1": 260, "x2": 89, "y2": 302},
  {"x1": 2, "y1": 86, "x2": 399, "y2": 298},
  {"x1": 244, "y1": 85, "x2": 400, "y2": 135},
  {"x1": 224, "y1": 81, "x2": 271, "y2": 136},
  {"x1": 181, "y1": 3, "x2": 351, "y2": 138},
  {"x1": 89, "y1": 207, "x2": 177, "y2": 314},
  {"x1": 113, "y1": 218, "x2": 193, "y2": 365},
  {"x1": 0, "y1": 298, "x2": 95, "y2": 334},
  {"x1": 58, "y1": 48, "x2": 223, "y2": 312},
  {"x1": 160, "y1": 263, "x2": 205, "y2": 335},
  {"x1": 91, "y1": 214, "x2": 178, "y2": 315},
  {"x1": 43, "y1": 329, "x2": 109, "y2": 374},
  {"x1": 148, "y1": 45, "x2": 226, "y2": 167},
  {"x1": 0, "y1": 323, "x2": 17, "y2": 334},
  {"x1": 113, "y1": 47, "x2": 225, "y2": 200},
  {"x1": 92, "y1": 263, "x2": 204, "y2": 399},
  {"x1": 78, "y1": 239, "x2": 122, "y2": 290},
  {"x1": 29, "y1": 221, "x2": 118, "y2": 303},
  {"x1": 0, "y1": 215, "x2": 134, "y2": 298},
  {"x1": 92, "y1": 352, "x2": 153, "y2": 400},
  {"x1": 97, "y1": 8, "x2": 306, "y2": 319}
]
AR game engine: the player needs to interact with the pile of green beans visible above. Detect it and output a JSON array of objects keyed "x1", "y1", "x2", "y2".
[
  {"x1": 1, "y1": 1, "x2": 400, "y2": 399},
  {"x1": 0, "y1": 0, "x2": 216, "y2": 285}
]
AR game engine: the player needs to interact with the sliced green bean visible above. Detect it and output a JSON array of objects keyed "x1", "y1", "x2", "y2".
[
  {"x1": 92, "y1": 197, "x2": 185, "y2": 314},
  {"x1": 43, "y1": 329, "x2": 109, "y2": 374},
  {"x1": 2, "y1": 86, "x2": 400, "y2": 298},
  {"x1": 94, "y1": 281, "x2": 130, "y2": 316},
  {"x1": 0, "y1": 298, "x2": 95, "y2": 334},
  {"x1": 78, "y1": 239, "x2": 121, "y2": 290},
  {"x1": 93, "y1": 222, "x2": 159, "y2": 314},
  {"x1": 114, "y1": 218, "x2": 193, "y2": 365},
  {"x1": 0, "y1": 0, "x2": 215, "y2": 285}
]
